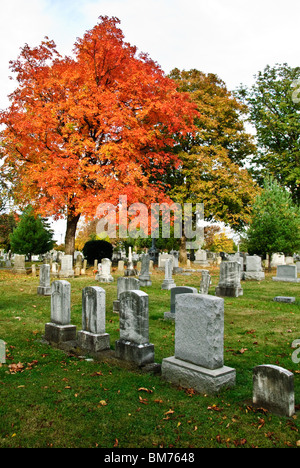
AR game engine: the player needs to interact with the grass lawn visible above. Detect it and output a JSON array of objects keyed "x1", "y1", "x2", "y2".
[{"x1": 0, "y1": 265, "x2": 299, "y2": 448}]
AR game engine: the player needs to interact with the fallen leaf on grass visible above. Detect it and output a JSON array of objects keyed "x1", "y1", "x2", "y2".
[
  {"x1": 207, "y1": 404, "x2": 223, "y2": 412},
  {"x1": 8, "y1": 362, "x2": 24, "y2": 374},
  {"x1": 138, "y1": 387, "x2": 153, "y2": 393},
  {"x1": 138, "y1": 396, "x2": 148, "y2": 405},
  {"x1": 98, "y1": 400, "x2": 107, "y2": 406}
]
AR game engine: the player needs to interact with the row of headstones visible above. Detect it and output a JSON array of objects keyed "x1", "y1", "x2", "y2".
[{"x1": 42, "y1": 280, "x2": 296, "y2": 416}]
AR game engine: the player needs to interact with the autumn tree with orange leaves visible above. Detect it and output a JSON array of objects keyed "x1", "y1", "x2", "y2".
[{"x1": 0, "y1": 16, "x2": 196, "y2": 255}]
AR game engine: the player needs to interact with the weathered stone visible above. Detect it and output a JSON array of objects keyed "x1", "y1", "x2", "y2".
[
  {"x1": 253, "y1": 365, "x2": 295, "y2": 417},
  {"x1": 115, "y1": 290, "x2": 154, "y2": 366},
  {"x1": 77, "y1": 286, "x2": 110, "y2": 353},
  {"x1": 125, "y1": 247, "x2": 136, "y2": 276},
  {"x1": 161, "y1": 258, "x2": 176, "y2": 290},
  {"x1": 58, "y1": 255, "x2": 74, "y2": 278},
  {"x1": 243, "y1": 255, "x2": 265, "y2": 281},
  {"x1": 37, "y1": 264, "x2": 51, "y2": 296},
  {"x1": 194, "y1": 249, "x2": 208, "y2": 266},
  {"x1": 199, "y1": 270, "x2": 211, "y2": 294},
  {"x1": 44, "y1": 280, "x2": 76, "y2": 343},
  {"x1": 215, "y1": 261, "x2": 243, "y2": 297},
  {"x1": 13, "y1": 254, "x2": 26, "y2": 274},
  {"x1": 113, "y1": 277, "x2": 140, "y2": 313},
  {"x1": 96, "y1": 258, "x2": 114, "y2": 283},
  {"x1": 164, "y1": 286, "x2": 198, "y2": 320},
  {"x1": 138, "y1": 253, "x2": 152, "y2": 286}
]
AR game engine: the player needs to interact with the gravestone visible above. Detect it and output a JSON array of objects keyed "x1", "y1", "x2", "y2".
[
  {"x1": 81, "y1": 259, "x2": 87, "y2": 275},
  {"x1": 243, "y1": 255, "x2": 265, "y2": 281},
  {"x1": 113, "y1": 277, "x2": 140, "y2": 313},
  {"x1": 271, "y1": 253, "x2": 285, "y2": 268},
  {"x1": 296, "y1": 261, "x2": 300, "y2": 274},
  {"x1": 44, "y1": 281, "x2": 76, "y2": 343},
  {"x1": 77, "y1": 286, "x2": 110, "y2": 353},
  {"x1": 253, "y1": 365, "x2": 295, "y2": 417},
  {"x1": 13, "y1": 255, "x2": 26, "y2": 274},
  {"x1": 51, "y1": 262, "x2": 59, "y2": 277},
  {"x1": 274, "y1": 296, "x2": 296, "y2": 303},
  {"x1": 96, "y1": 258, "x2": 114, "y2": 283},
  {"x1": 138, "y1": 253, "x2": 152, "y2": 286},
  {"x1": 58, "y1": 255, "x2": 74, "y2": 278},
  {"x1": 31, "y1": 264, "x2": 37, "y2": 277},
  {"x1": 0, "y1": 340, "x2": 5, "y2": 364},
  {"x1": 37, "y1": 264, "x2": 51, "y2": 296},
  {"x1": 272, "y1": 265, "x2": 300, "y2": 283},
  {"x1": 215, "y1": 261, "x2": 243, "y2": 297},
  {"x1": 125, "y1": 247, "x2": 136, "y2": 277},
  {"x1": 115, "y1": 290, "x2": 154, "y2": 366},
  {"x1": 164, "y1": 286, "x2": 198, "y2": 320},
  {"x1": 162, "y1": 294, "x2": 236, "y2": 393},
  {"x1": 199, "y1": 270, "x2": 211, "y2": 294},
  {"x1": 158, "y1": 253, "x2": 173, "y2": 269},
  {"x1": 117, "y1": 260, "x2": 125, "y2": 273},
  {"x1": 194, "y1": 249, "x2": 208, "y2": 266},
  {"x1": 161, "y1": 259, "x2": 176, "y2": 290}
]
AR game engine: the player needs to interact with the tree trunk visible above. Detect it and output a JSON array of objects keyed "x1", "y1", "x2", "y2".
[
  {"x1": 65, "y1": 212, "x2": 81, "y2": 256},
  {"x1": 179, "y1": 235, "x2": 188, "y2": 265}
]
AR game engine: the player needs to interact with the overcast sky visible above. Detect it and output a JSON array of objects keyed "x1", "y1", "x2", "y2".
[{"x1": 1, "y1": 0, "x2": 300, "y2": 241}]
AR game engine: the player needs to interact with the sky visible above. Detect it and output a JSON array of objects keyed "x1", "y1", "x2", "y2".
[{"x1": 1, "y1": 0, "x2": 300, "y2": 242}]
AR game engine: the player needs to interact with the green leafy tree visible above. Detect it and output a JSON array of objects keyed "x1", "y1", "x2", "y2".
[
  {"x1": 237, "y1": 63, "x2": 300, "y2": 204},
  {"x1": 245, "y1": 176, "x2": 300, "y2": 269},
  {"x1": 166, "y1": 69, "x2": 258, "y2": 231},
  {"x1": 10, "y1": 206, "x2": 54, "y2": 259}
]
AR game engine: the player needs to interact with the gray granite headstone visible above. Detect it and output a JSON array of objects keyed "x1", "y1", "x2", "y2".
[
  {"x1": 162, "y1": 293, "x2": 236, "y2": 394},
  {"x1": 274, "y1": 296, "x2": 296, "y2": 303},
  {"x1": 164, "y1": 286, "x2": 198, "y2": 320},
  {"x1": 272, "y1": 265, "x2": 299, "y2": 283}
]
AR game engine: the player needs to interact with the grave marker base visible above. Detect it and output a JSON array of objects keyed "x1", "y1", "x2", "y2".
[
  {"x1": 77, "y1": 330, "x2": 110, "y2": 353},
  {"x1": 215, "y1": 285, "x2": 243, "y2": 297},
  {"x1": 44, "y1": 323, "x2": 77, "y2": 343},
  {"x1": 37, "y1": 286, "x2": 51, "y2": 296},
  {"x1": 115, "y1": 339, "x2": 154, "y2": 366},
  {"x1": 162, "y1": 356, "x2": 236, "y2": 394}
]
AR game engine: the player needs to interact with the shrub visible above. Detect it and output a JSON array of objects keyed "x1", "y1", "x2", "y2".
[{"x1": 82, "y1": 240, "x2": 113, "y2": 265}]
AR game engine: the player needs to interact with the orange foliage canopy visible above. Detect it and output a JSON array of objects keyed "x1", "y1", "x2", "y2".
[{"x1": 0, "y1": 16, "x2": 197, "y2": 252}]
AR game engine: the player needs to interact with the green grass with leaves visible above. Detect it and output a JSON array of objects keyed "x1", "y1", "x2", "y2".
[{"x1": 0, "y1": 266, "x2": 299, "y2": 448}]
